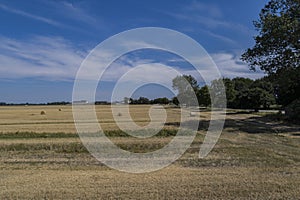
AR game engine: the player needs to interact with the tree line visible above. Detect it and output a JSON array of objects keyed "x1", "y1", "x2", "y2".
[
  {"x1": 124, "y1": 97, "x2": 170, "y2": 105},
  {"x1": 127, "y1": 74, "x2": 278, "y2": 113},
  {"x1": 172, "y1": 75, "x2": 277, "y2": 111}
]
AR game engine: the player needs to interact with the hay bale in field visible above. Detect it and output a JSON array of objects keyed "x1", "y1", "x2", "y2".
[
  {"x1": 40, "y1": 111, "x2": 46, "y2": 115},
  {"x1": 190, "y1": 111, "x2": 197, "y2": 117}
]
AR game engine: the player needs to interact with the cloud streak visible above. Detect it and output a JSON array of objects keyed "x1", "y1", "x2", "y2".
[
  {"x1": 211, "y1": 52, "x2": 265, "y2": 80},
  {"x1": 183, "y1": 1, "x2": 223, "y2": 18},
  {"x1": 0, "y1": 2, "x2": 104, "y2": 35},
  {"x1": 0, "y1": 3, "x2": 62, "y2": 27},
  {"x1": 0, "y1": 36, "x2": 86, "y2": 80},
  {"x1": 162, "y1": 1, "x2": 254, "y2": 46},
  {"x1": 0, "y1": 35, "x2": 264, "y2": 83}
]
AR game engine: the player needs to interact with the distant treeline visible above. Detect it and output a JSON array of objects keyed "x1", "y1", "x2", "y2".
[
  {"x1": 0, "y1": 101, "x2": 71, "y2": 106},
  {"x1": 0, "y1": 99, "x2": 170, "y2": 106},
  {"x1": 125, "y1": 97, "x2": 170, "y2": 105},
  {"x1": 172, "y1": 75, "x2": 278, "y2": 111},
  {"x1": 0, "y1": 75, "x2": 280, "y2": 110}
]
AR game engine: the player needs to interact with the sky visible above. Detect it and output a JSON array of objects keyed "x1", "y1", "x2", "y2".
[{"x1": 0, "y1": 0, "x2": 270, "y2": 103}]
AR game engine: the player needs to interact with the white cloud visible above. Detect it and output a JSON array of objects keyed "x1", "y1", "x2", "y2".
[
  {"x1": 0, "y1": 36, "x2": 86, "y2": 80},
  {"x1": 0, "y1": 3, "x2": 62, "y2": 27},
  {"x1": 47, "y1": 1, "x2": 107, "y2": 31},
  {"x1": 111, "y1": 63, "x2": 180, "y2": 101},
  {"x1": 0, "y1": 2, "x2": 104, "y2": 35},
  {"x1": 0, "y1": 35, "x2": 264, "y2": 83},
  {"x1": 211, "y1": 52, "x2": 265, "y2": 80},
  {"x1": 169, "y1": 12, "x2": 251, "y2": 35},
  {"x1": 183, "y1": 1, "x2": 223, "y2": 18},
  {"x1": 163, "y1": 1, "x2": 254, "y2": 45}
]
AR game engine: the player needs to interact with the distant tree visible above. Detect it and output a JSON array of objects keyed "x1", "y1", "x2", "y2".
[
  {"x1": 123, "y1": 97, "x2": 130, "y2": 104},
  {"x1": 210, "y1": 78, "x2": 227, "y2": 108},
  {"x1": 129, "y1": 98, "x2": 134, "y2": 104},
  {"x1": 222, "y1": 78, "x2": 236, "y2": 108},
  {"x1": 47, "y1": 101, "x2": 70, "y2": 105},
  {"x1": 171, "y1": 97, "x2": 179, "y2": 106},
  {"x1": 137, "y1": 97, "x2": 150, "y2": 104},
  {"x1": 172, "y1": 75, "x2": 199, "y2": 92},
  {"x1": 172, "y1": 75, "x2": 199, "y2": 106},
  {"x1": 197, "y1": 85, "x2": 211, "y2": 107},
  {"x1": 152, "y1": 97, "x2": 170, "y2": 104},
  {"x1": 231, "y1": 78, "x2": 254, "y2": 108},
  {"x1": 244, "y1": 88, "x2": 276, "y2": 111},
  {"x1": 252, "y1": 78, "x2": 274, "y2": 94},
  {"x1": 95, "y1": 101, "x2": 110, "y2": 105},
  {"x1": 208, "y1": 77, "x2": 276, "y2": 110},
  {"x1": 270, "y1": 68, "x2": 300, "y2": 106},
  {"x1": 232, "y1": 77, "x2": 253, "y2": 92}
]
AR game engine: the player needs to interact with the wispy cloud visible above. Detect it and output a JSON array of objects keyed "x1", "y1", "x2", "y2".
[
  {"x1": 183, "y1": 1, "x2": 223, "y2": 18},
  {"x1": 0, "y1": 3, "x2": 62, "y2": 27},
  {"x1": 169, "y1": 12, "x2": 251, "y2": 35},
  {"x1": 48, "y1": 1, "x2": 105, "y2": 29},
  {"x1": 162, "y1": 1, "x2": 253, "y2": 45},
  {"x1": 0, "y1": 35, "x2": 264, "y2": 82},
  {"x1": 100, "y1": 51, "x2": 265, "y2": 86},
  {"x1": 200, "y1": 29, "x2": 238, "y2": 45},
  {"x1": 0, "y1": 36, "x2": 86, "y2": 80},
  {"x1": 211, "y1": 52, "x2": 265, "y2": 80},
  {"x1": 63, "y1": 2, "x2": 101, "y2": 26},
  {"x1": 0, "y1": 2, "x2": 105, "y2": 35},
  {"x1": 157, "y1": 52, "x2": 265, "y2": 81}
]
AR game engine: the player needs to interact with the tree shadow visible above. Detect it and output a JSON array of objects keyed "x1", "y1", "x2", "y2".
[{"x1": 165, "y1": 113, "x2": 300, "y2": 134}]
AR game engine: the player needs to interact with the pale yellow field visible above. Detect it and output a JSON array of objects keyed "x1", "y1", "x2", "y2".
[
  {"x1": 0, "y1": 105, "x2": 185, "y2": 133},
  {"x1": 0, "y1": 105, "x2": 299, "y2": 199}
]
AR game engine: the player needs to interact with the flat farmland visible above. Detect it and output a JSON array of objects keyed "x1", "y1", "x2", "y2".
[
  {"x1": 0, "y1": 105, "x2": 185, "y2": 133},
  {"x1": 0, "y1": 105, "x2": 300, "y2": 199}
]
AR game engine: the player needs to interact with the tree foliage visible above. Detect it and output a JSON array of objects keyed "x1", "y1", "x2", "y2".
[
  {"x1": 198, "y1": 85, "x2": 211, "y2": 107},
  {"x1": 241, "y1": 0, "x2": 300, "y2": 108},
  {"x1": 172, "y1": 75, "x2": 275, "y2": 110},
  {"x1": 172, "y1": 75, "x2": 199, "y2": 106},
  {"x1": 241, "y1": 0, "x2": 300, "y2": 74}
]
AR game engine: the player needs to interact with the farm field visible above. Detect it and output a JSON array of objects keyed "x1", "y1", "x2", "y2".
[{"x1": 0, "y1": 105, "x2": 299, "y2": 199}]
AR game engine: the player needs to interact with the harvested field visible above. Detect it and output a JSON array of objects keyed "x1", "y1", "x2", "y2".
[{"x1": 0, "y1": 105, "x2": 299, "y2": 199}]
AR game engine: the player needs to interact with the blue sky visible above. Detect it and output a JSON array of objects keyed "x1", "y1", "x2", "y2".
[{"x1": 0, "y1": 0, "x2": 269, "y2": 103}]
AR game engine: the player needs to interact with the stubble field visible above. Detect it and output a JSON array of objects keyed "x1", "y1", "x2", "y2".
[{"x1": 0, "y1": 105, "x2": 299, "y2": 199}]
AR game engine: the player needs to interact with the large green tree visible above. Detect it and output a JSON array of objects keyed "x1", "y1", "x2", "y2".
[
  {"x1": 172, "y1": 75, "x2": 199, "y2": 106},
  {"x1": 198, "y1": 85, "x2": 211, "y2": 107},
  {"x1": 241, "y1": 0, "x2": 299, "y2": 73},
  {"x1": 241, "y1": 0, "x2": 300, "y2": 107},
  {"x1": 231, "y1": 78, "x2": 254, "y2": 108}
]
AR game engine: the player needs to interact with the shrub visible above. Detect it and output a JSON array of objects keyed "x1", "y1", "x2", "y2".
[{"x1": 285, "y1": 99, "x2": 300, "y2": 124}]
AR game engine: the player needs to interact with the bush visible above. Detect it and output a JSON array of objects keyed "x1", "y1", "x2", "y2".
[{"x1": 285, "y1": 99, "x2": 300, "y2": 124}]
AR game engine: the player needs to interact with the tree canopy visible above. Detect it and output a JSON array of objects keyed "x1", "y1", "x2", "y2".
[
  {"x1": 241, "y1": 0, "x2": 300, "y2": 109},
  {"x1": 241, "y1": 0, "x2": 300, "y2": 74},
  {"x1": 172, "y1": 75, "x2": 275, "y2": 111},
  {"x1": 172, "y1": 75, "x2": 199, "y2": 106}
]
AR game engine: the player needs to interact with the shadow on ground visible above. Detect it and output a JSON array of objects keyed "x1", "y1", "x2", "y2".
[{"x1": 165, "y1": 113, "x2": 300, "y2": 134}]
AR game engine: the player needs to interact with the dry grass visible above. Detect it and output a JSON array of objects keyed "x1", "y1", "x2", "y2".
[
  {"x1": 1, "y1": 166, "x2": 299, "y2": 199},
  {"x1": 0, "y1": 105, "x2": 184, "y2": 133},
  {"x1": 0, "y1": 105, "x2": 300, "y2": 199}
]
